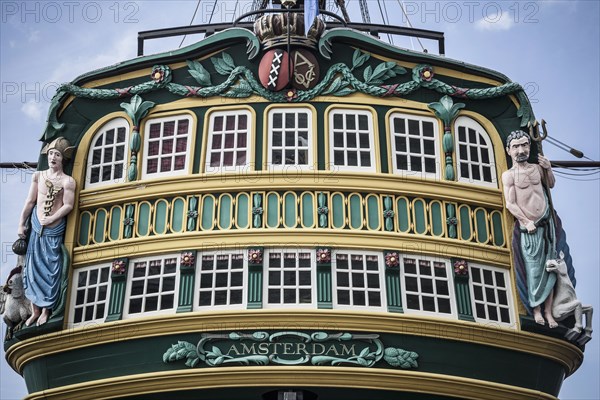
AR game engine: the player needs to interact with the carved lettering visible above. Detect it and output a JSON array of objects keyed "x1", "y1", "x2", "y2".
[
  {"x1": 340, "y1": 344, "x2": 356, "y2": 356},
  {"x1": 226, "y1": 345, "x2": 241, "y2": 356}
]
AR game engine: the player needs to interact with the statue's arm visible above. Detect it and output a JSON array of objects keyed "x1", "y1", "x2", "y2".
[
  {"x1": 502, "y1": 171, "x2": 535, "y2": 231},
  {"x1": 17, "y1": 172, "x2": 39, "y2": 237},
  {"x1": 537, "y1": 155, "x2": 555, "y2": 189}
]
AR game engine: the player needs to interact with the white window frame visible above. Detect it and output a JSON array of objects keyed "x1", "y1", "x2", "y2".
[
  {"x1": 399, "y1": 254, "x2": 456, "y2": 318},
  {"x1": 454, "y1": 116, "x2": 497, "y2": 188},
  {"x1": 85, "y1": 118, "x2": 129, "y2": 188},
  {"x1": 389, "y1": 113, "x2": 440, "y2": 179},
  {"x1": 204, "y1": 109, "x2": 252, "y2": 174},
  {"x1": 331, "y1": 250, "x2": 387, "y2": 311},
  {"x1": 194, "y1": 250, "x2": 247, "y2": 311},
  {"x1": 263, "y1": 248, "x2": 316, "y2": 309},
  {"x1": 328, "y1": 109, "x2": 376, "y2": 172},
  {"x1": 468, "y1": 263, "x2": 515, "y2": 327},
  {"x1": 267, "y1": 107, "x2": 313, "y2": 171},
  {"x1": 69, "y1": 264, "x2": 112, "y2": 327},
  {"x1": 142, "y1": 115, "x2": 193, "y2": 179},
  {"x1": 124, "y1": 254, "x2": 180, "y2": 318}
]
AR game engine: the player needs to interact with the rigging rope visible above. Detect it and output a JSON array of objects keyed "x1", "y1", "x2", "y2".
[{"x1": 178, "y1": 0, "x2": 202, "y2": 48}]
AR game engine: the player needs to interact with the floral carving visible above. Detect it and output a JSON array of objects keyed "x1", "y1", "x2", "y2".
[
  {"x1": 248, "y1": 249, "x2": 263, "y2": 264},
  {"x1": 454, "y1": 260, "x2": 469, "y2": 276},
  {"x1": 316, "y1": 249, "x2": 331, "y2": 264},
  {"x1": 385, "y1": 252, "x2": 399, "y2": 268},
  {"x1": 181, "y1": 252, "x2": 195, "y2": 267},
  {"x1": 112, "y1": 260, "x2": 126, "y2": 275}
]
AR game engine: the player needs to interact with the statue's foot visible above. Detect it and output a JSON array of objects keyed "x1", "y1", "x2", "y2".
[
  {"x1": 533, "y1": 310, "x2": 545, "y2": 325},
  {"x1": 545, "y1": 314, "x2": 558, "y2": 328},
  {"x1": 25, "y1": 314, "x2": 38, "y2": 327},
  {"x1": 36, "y1": 310, "x2": 50, "y2": 326}
]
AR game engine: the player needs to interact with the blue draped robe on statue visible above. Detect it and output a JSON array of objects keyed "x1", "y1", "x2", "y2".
[{"x1": 23, "y1": 207, "x2": 65, "y2": 309}]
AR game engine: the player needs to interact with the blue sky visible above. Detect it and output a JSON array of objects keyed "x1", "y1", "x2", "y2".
[{"x1": 1, "y1": 1, "x2": 598, "y2": 399}]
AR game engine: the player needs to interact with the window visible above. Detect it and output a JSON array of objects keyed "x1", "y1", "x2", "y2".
[
  {"x1": 86, "y1": 118, "x2": 129, "y2": 188},
  {"x1": 265, "y1": 249, "x2": 315, "y2": 307},
  {"x1": 267, "y1": 108, "x2": 313, "y2": 169},
  {"x1": 70, "y1": 265, "x2": 111, "y2": 326},
  {"x1": 205, "y1": 110, "x2": 252, "y2": 173},
  {"x1": 329, "y1": 109, "x2": 375, "y2": 172},
  {"x1": 389, "y1": 113, "x2": 440, "y2": 178},
  {"x1": 196, "y1": 252, "x2": 246, "y2": 309},
  {"x1": 400, "y1": 256, "x2": 455, "y2": 317},
  {"x1": 332, "y1": 251, "x2": 386, "y2": 311},
  {"x1": 142, "y1": 115, "x2": 192, "y2": 178},
  {"x1": 454, "y1": 116, "x2": 497, "y2": 187},
  {"x1": 125, "y1": 256, "x2": 179, "y2": 317},
  {"x1": 469, "y1": 264, "x2": 513, "y2": 325}
]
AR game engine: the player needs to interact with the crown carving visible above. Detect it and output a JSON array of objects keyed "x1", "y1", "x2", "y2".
[{"x1": 254, "y1": 12, "x2": 325, "y2": 50}]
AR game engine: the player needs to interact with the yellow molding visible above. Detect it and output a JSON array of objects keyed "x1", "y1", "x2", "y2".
[
  {"x1": 77, "y1": 173, "x2": 504, "y2": 209},
  {"x1": 8, "y1": 311, "x2": 581, "y2": 378},
  {"x1": 69, "y1": 229, "x2": 510, "y2": 268},
  {"x1": 24, "y1": 367, "x2": 558, "y2": 400}
]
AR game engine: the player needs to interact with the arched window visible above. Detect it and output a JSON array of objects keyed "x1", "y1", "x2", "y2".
[
  {"x1": 86, "y1": 118, "x2": 129, "y2": 188},
  {"x1": 204, "y1": 109, "x2": 252, "y2": 174},
  {"x1": 329, "y1": 108, "x2": 376, "y2": 172},
  {"x1": 267, "y1": 107, "x2": 314, "y2": 170},
  {"x1": 142, "y1": 114, "x2": 193, "y2": 179},
  {"x1": 389, "y1": 113, "x2": 440, "y2": 179},
  {"x1": 454, "y1": 116, "x2": 497, "y2": 187}
]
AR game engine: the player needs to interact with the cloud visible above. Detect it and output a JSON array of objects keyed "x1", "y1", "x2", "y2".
[
  {"x1": 47, "y1": 28, "x2": 137, "y2": 84},
  {"x1": 27, "y1": 30, "x2": 40, "y2": 43},
  {"x1": 20, "y1": 100, "x2": 44, "y2": 122},
  {"x1": 475, "y1": 12, "x2": 515, "y2": 31}
]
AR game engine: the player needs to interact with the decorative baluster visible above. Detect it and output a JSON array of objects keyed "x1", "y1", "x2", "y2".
[
  {"x1": 428, "y1": 95, "x2": 465, "y2": 181},
  {"x1": 120, "y1": 95, "x2": 155, "y2": 181}
]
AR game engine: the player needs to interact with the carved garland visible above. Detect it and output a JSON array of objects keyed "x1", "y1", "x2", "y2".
[{"x1": 42, "y1": 49, "x2": 532, "y2": 141}]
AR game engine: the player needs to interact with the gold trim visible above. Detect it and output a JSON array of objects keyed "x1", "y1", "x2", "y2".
[
  {"x1": 24, "y1": 367, "x2": 558, "y2": 400},
  {"x1": 8, "y1": 310, "x2": 582, "y2": 377},
  {"x1": 69, "y1": 228, "x2": 510, "y2": 268},
  {"x1": 77, "y1": 174, "x2": 504, "y2": 208}
]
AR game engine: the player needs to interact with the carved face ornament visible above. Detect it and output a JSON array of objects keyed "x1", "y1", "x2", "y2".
[{"x1": 507, "y1": 136, "x2": 530, "y2": 164}]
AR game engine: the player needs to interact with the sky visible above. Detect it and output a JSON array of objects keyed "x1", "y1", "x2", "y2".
[{"x1": 1, "y1": 1, "x2": 598, "y2": 399}]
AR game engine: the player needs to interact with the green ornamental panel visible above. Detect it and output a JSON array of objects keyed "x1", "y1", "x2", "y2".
[
  {"x1": 177, "y1": 251, "x2": 196, "y2": 313},
  {"x1": 283, "y1": 192, "x2": 298, "y2": 228},
  {"x1": 109, "y1": 207, "x2": 122, "y2": 241},
  {"x1": 474, "y1": 208, "x2": 489, "y2": 244},
  {"x1": 491, "y1": 211, "x2": 505, "y2": 246},
  {"x1": 171, "y1": 197, "x2": 186, "y2": 233},
  {"x1": 105, "y1": 258, "x2": 129, "y2": 322},
  {"x1": 384, "y1": 252, "x2": 403, "y2": 313},
  {"x1": 78, "y1": 211, "x2": 92, "y2": 246},
  {"x1": 218, "y1": 194, "x2": 233, "y2": 230},
  {"x1": 301, "y1": 193, "x2": 315, "y2": 228},
  {"x1": 154, "y1": 199, "x2": 169, "y2": 235},
  {"x1": 396, "y1": 197, "x2": 410, "y2": 233},
  {"x1": 201, "y1": 196, "x2": 215, "y2": 230},
  {"x1": 266, "y1": 193, "x2": 280, "y2": 228},
  {"x1": 137, "y1": 202, "x2": 152, "y2": 236},
  {"x1": 236, "y1": 193, "x2": 250, "y2": 229},
  {"x1": 429, "y1": 201, "x2": 444, "y2": 237},
  {"x1": 348, "y1": 194, "x2": 363, "y2": 230},
  {"x1": 366, "y1": 194, "x2": 381, "y2": 230},
  {"x1": 458, "y1": 205, "x2": 472, "y2": 241},
  {"x1": 412, "y1": 199, "x2": 427, "y2": 235},
  {"x1": 247, "y1": 249, "x2": 264, "y2": 309},
  {"x1": 331, "y1": 193, "x2": 345, "y2": 229},
  {"x1": 93, "y1": 209, "x2": 107, "y2": 244}
]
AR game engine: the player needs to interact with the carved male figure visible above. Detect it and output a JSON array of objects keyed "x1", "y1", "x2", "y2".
[
  {"x1": 17, "y1": 137, "x2": 76, "y2": 326},
  {"x1": 502, "y1": 130, "x2": 557, "y2": 327}
]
